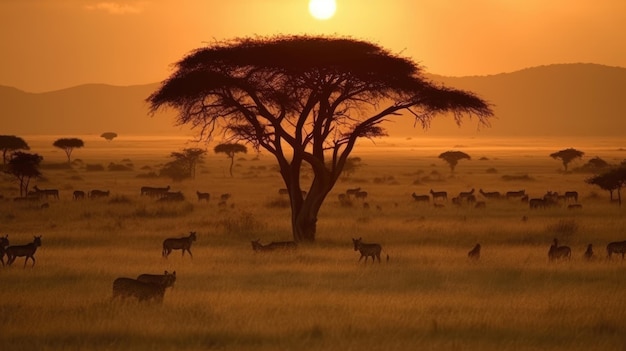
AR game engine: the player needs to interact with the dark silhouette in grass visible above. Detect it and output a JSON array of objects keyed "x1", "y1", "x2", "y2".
[
  {"x1": 214, "y1": 143, "x2": 247, "y2": 177},
  {"x1": 550, "y1": 148, "x2": 584, "y2": 172},
  {"x1": 4, "y1": 152, "x2": 42, "y2": 197},
  {"x1": 439, "y1": 150, "x2": 471, "y2": 174},
  {"x1": 53, "y1": 138, "x2": 84, "y2": 164},
  {"x1": 147, "y1": 35, "x2": 493, "y2": 242}
]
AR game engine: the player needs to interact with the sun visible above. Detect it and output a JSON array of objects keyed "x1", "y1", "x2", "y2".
[{"x1": 308, "y1": 0, "x2": 336, "y2": 20}]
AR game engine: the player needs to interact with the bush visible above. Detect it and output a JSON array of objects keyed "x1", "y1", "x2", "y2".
[
  {"x1": 86, "y1": 164, "x2": 105, "y2": 172},
  {"x1": 108, "y1": 163, "x2": 133, "y2": 171}
]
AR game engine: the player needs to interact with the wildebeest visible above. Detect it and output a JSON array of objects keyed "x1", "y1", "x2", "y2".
[
  {"x1": 352, "y1": 237, "x2": 388, "y2": 263},
  {"x1": 112, "y1": 277, "x2": 166, "y2": 303},
  {"x1": 162, "y1": 231, "x2": 197, "y2": 258},
  {"x1": 89, "y1": 189, "x2": 110, "y2": 199},
  {"x1": 430, "y1": 189, "x2": 447, "y2": 202},
  {"x1": 33, "y1": 185, "x2": 59, "y2": 200},
  {"x1": 583, "y1": 244, "x2": 594, "y2": 260},
  {"x1": 72, "y1": 190, "x2": 86, "y2": 200},
  {"x1": 468, "y1": 243, "x2": 481, "y2": 260},
  {"x1": 411, "y1": 192, "x2": 430, "y2": 202},
  {"x1": 0, "y1": 235, "x2": 9, "y2": 266},
  {"x1": 606, "y1": 240, "x2": 626, "y2": 259},
  {"x1": 548, "y1": 238, "x2": 571, "y2": 261},
  {"x1": 137, "y1": 271, "x2": 177, "y2": 288},
  {"x1": 251, "y1": 239, "x2": 297, "y2": 252},
  {"x1": 5, "y1": 235, "x2": 42, "y2": 268},
  {"x1": 196, "y1": 191, "x2": 210, "y2": 201}
]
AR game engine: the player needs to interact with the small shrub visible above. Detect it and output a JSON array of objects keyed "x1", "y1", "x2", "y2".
[
  {"x1": 108, "y1": 163, "x2": 133, "y2": 171},
  {"x1": 486, "y1": 167, "x2": 498, "y2": 174},
  {"x1": 86, "y1": 164, "x2": 105, "y2": 172}
]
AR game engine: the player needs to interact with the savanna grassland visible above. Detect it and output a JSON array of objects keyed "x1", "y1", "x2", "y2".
[{"x1": 1, "y1": 135, "x2": 625, "y2": 351}]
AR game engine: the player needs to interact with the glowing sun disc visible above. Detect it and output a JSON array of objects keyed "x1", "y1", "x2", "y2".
[{"x1": 309, "y1": 0, "x2": 336, "y2": 20}]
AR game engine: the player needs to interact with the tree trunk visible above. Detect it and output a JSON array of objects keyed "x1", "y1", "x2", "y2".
[{"x1": 228, "y1": 156, "x2": 234, "y2": 177}]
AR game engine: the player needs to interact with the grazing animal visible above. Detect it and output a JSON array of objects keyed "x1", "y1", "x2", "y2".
[
  {"x1": 479, "y1": 189, "x2": 501, "y2": 199},
  {"x1": 355, "y1": 191, "x2": 368, "y2": 200},
  {"x1": 430, "y1": 189, "x2": 447, "y2": 202},
  {"x1": 33, "y1": 185, "x2": 59, "y2": 200},
  {"x1": 459, "y1": 188, "x2": 475, "y2": 199},
  {"x1": 220, "y1": 193, "x2": 232, "y2": 201},
  {"x1": 73, "y1": 190, "x2": 85, "y2": 200},
  {"x1": 529, "y1": 198, "x2": 546, "y2": 209},
  {"x1": 0, "y1": 235, "x2": 9, "y2": 266},
  {"x1": 251, "y1": 239, "x2": 297, "y2": 252},
  {"x1": 137, "y1": 271, "x2": 177, "y2": 288},
  {"x1": 505, "y1": 190, "x2": 525, "y2": 199},
  {"x1": 468, "y1": 243, "x2": 481, "y2": 260},
  {"x1": 548, "y1": 238, "x2": 571, "y2": 261},
  {"x1": 567, "y1": 204, "x2": 583, "y2": 210},
  {"x1": 112, "y1": 278, "x2": 166, "y2": 303},
  {"x1": 6, "y1": 235, "x2": 42, "y2": 268},
  {"x1": 606, "y1": 240, "x2": 626, "y2": 259},
  {"x1": 89, "y1": 189, "x2": 110, "y2": 199},
  {"x1": 346, "y1": 187, "x2": 361, "y2": 197},
  {"x1": 157, "y1": 191, "x2": 185, "y2": 202},
  {"x1": 411, "y1": 192, "x2": 430, "y2": 202},
  {"x1": 583, "y1": 244, "x2": 594, "y2": 260},
  {"x1": 196, "y1": 191, "x2": 210, "y2": 201},
  {"x1": 141, "y1": 185, "x2": 170, "y2": 198},
  {"x1": 162, "y1": 231, "x2": 197, "y2": 258},
  {"x1": 352, "y1": 237, "x2": 387, "y2": 263},
  {"x1": 564, "y1": 191, "x2": 579, "y2": 202}
]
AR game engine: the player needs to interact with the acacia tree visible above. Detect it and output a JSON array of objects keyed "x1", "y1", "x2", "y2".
[
  {"x1": 147, "y1": 35, "x2": 493, "y2": 242},
  {"x1": 550, "y1": 148, "x2": 584, "y2": 172},
  {"x1": 161, "y1": 148, "x2": 207, "y2": 181},
  {"x1": 214, "y1": 143, "x2": 247, "y2": 177},
  {"x1": 53, "y1": 138, "x2": 84, "y2": 164},
  {"x1": 586, "y1": 167, "x2": 626, "y2": 205},
  {"x1": 439, "y1": 150, "x2": 471, "y2": 174},
  {"x1": 100, "y1": 132, "x2": 118, "y2": 141},
  {"x1": 4, "y1": 152, "x2": 43, "y2": 197},
  {"x1": 0, "y1": 135, "x2": 30, "y2": 165}
]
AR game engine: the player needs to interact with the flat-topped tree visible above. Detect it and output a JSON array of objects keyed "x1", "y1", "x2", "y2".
[
  {"x1": 4, "y1": 152, "x2": 42, "y2": 197},
  {"x1": 53, "y1": 138, "x2": 84, "y2": 164},
  {"x1": 439, "y1": 150, "x2": 471, "y2": 174},
  {"x1": 550, "y1": 148, "x2": 584, "y2": 172},
  {"x1": 147, "y1": 35, "x2": 493, "y2": 242},
  {"x1": 214, "y1": 143, "x2": 247, "y2": 177},
  {"x1": 0, "y1": 135, "x2": 30, "y2": 165},
  {"x1": 100, "y1": 132, "x2": 118, "y2": 141}
]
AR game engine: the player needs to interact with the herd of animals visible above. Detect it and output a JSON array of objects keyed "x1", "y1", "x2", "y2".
[{"x1": 1, "y1": 183, "x2": 624, "y2": 304}]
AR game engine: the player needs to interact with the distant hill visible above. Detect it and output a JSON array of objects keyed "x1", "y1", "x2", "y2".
[{"x1": 1, "y1": 63, "x2": 625, "y2": 137}]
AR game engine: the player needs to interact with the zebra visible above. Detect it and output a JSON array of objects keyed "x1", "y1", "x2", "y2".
[
  {"x1": 112, "y1": 277, "x2": 166, "y2": 303},
  {"x1": 137, "y1": 271, "x2": 177, "y2": 288},
  {"x1": 251, "y1": 239, "x2": 297, "y2": 252},
  {"x1": 0, "y1": 235, "x2": 9, "y2": 266},
  {"x1": 468, "y1": 243, "x2": 481, "y2": 260},
  {"x1": 430, "y1": 189, "x2": 447, "y2": 202},
  {"x1": 564, "y1": 191, "x2": 579, "y2": 203},
  {"x1": 5, "y1": 235, "x2": 42, "y2": 268},
  {"x1": 583, "y1": 244, "x2": 594, "y2": 260},
  {"x1": 548, "y1": 238, "x2": 571, "y2": 261},
  {"x1": 89, "y1": 189, "x2": 110, "y2": 199},
  {"x1": 72, "y1": 190, "x2": 86, "y2": 200},
  {"x1": 411, "y1": 192, "x2": 430, "y2": 202},
  {"x1": 196, "y1": 191, "x2": 210, "y2": 201},
  {"x1": 352, "y1": 237, "x2": 388, "y2": 263},
  {"x1": 606, "y1": 240, "x2": 626, "y2": 259},
  {"x1": 162, "y1": 231, "x2": 197, "y2": 258},
  {"x1": 33, "y1": 185, "x2": 59, "y2": 200}
]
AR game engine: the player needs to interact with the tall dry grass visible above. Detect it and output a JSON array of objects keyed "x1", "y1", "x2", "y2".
[{"x1": 1, "y1": 135, "x2": 625, "y2": 350}]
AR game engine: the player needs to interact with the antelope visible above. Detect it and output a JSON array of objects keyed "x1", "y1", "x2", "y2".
[
  {"x1": 352, "y1": 237, "x2": 388, "y2": 263},
  {"x1": 33, "y1": 185, "x2": 59, "y2": 200},
  {"x1": 89, "y1": 189, "x2": 110, "y2": 199},
  {"x1": 196, "y1": 191, "x2": 210, "y2": 202},
  {"x1": 468, "y1": 243, "x2": 481, "y2": 260},
  {"x1": 0, "y1": 235, "x2": 9, "y2": 266},
  {"x1": 137, "y1": 271, "x2": 177, "y2": 288},
  {"x1": 459, "y1": 188, "x2": 475, "y2": 199},
  {"x1": 505, "y1": 190, "x2": 525, "y2": 199},
  {"x1": 583, "y1": 244, "x2": 594, "y2": 261},
  {"x1": 6, "y1": 235, "x2": 42, "y2": 268},
  {"x1": 73, "y1": 190, "x2": 85, "y2": 200},
  {"x1": 411, "y1": 192, "x2": 430, "y2": 202},
  {"x1": 162, "y1": 231, "x2": 196, "y2": 258},
  {"x1": 479, "y1": 189, "x2": 501, "y2": 199},
  {"x1": 548, "y1": 238, "x2": 571, "y2": 261},
  {"x1": 430, "y1": 189, "x2": 447, "y2": 202},
  {"x1": 112, "y1": 277, "x2": 166, "y2": 303},
  {"x1": 251, "y1": 239, "x2": 297, "y2": 252},
  {"x1": 606, "y1": 240, "x2": 626, "y2": 259}
]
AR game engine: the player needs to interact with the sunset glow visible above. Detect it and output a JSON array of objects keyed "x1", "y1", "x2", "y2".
[{"x1": 308, "y1": 0, "x2": 336, "y2": 20}]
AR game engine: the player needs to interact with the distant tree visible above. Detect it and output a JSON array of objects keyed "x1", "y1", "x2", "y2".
[
  {"x1": 0, "y1": 135, "x2": 30, "y2": 165},
  {"x1": 586, "y1": 166, "x2": 626, "y2": 205},
  {"x1": 170, "y1": 148, "x2": 207, "y2": 179},
  {"x1": 100, "y1": 132, "x2": 118, "y2": 141},
  {"x1": 147, "y1": 35, "x2": 492, "y2": 242},
  {"x1": 159, "y1": 159, "x2": 190, "y2": 182},
  {"x1": 341, "y1": 157, "x2": 362, "y2": 178},
  {"x1": 214, "y1": 143, "x2": 247, "y2": 177},
  {"x1": 550, "y1": 148, "x2": 584, "y2": 172},
  {"x1": 4, "y1": 152, "x2": 43, "y2": 197},
  {"x1": 53, "y1": 138, "x2": 84, "y2": 164},
  {"x1": 439, "y1": 150, "x2": 471, "y2": 174}
]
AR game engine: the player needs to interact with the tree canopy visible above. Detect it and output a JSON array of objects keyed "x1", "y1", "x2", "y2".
[
  {"x1": 586, "y1": 166, "x2": 626, "y2": 205},
  {"x1": 4, "y1": 151, "x2": 43, "y2": 197},
  {"x1": 100, "y1": 132, "x2": 118, "y2": 141},
  {"x1": 147, "y1": 35, "x2": 493, "y2": 242},
  {"x1": 550, "y1": 148, "x2": 584, "y2": 172},
  {"x1": 53, "y1": 138, "x2": 84, "y2": 164},
  {"x1": 214, "y1": 143, "x2": 247, "y2": 177},
  {"x1": 160, "y1": 148, "x2": 207, "y2": 181},
  {"x1": 439, "y1": 150, "x2": 471, "y2": 173},
  {"x1": 0, "y1": 135, "x2": 30, "y2": 165}
]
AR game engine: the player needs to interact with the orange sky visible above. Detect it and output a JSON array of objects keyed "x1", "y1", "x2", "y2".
[{"x1": 1, "y1": 0, "x2": 624, "y2": 92}]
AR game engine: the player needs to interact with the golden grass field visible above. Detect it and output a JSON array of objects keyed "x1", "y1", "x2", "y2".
[{"x1": 1, "y1": 134, "x2": 625, "y2": 351}]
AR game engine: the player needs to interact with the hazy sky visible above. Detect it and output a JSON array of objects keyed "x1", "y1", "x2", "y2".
[{"x1": 1, "y1": 0, "x2": 624, "y2": 92}]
